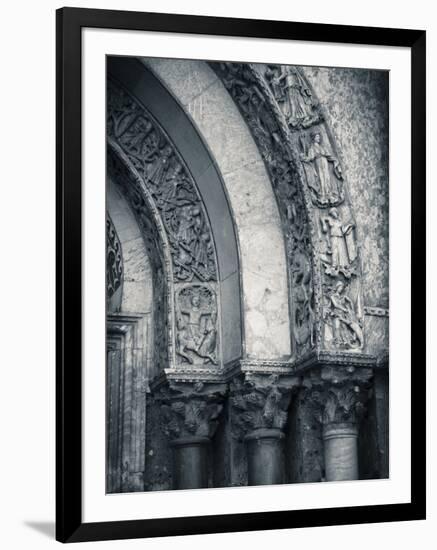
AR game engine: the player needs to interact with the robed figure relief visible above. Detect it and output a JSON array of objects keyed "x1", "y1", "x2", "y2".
[
  {"x1": 176, "y1": 287, "x2": 218, "y2": 366},
  {"x1": 300, "y1": 131, "x2": 345, "y2": 207},
  {"x1": 321, "y1": 207, "x2": 358, "y2": 279},
  {"x1": 324, "y1": 281, "x2": 363, "y2": 349},
  {"x1": 265, "y1": 66, "x2": 323, "y2": 130}
]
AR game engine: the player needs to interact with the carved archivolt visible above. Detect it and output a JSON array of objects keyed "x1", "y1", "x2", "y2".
[
  {"x1": 108, "y1": 80, "x2": 218, "y2": 284},
  {"x1": 211, "y1": 62, "x2": 366, "y2": 358},
  {"x1": 107, "y1": 78, "x2": 222, "y2": 371}
]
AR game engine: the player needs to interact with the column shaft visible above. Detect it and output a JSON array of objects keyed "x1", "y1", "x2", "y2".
[
  {"x1": 323, "y1": 423, "x2": 358, "y2": 481},
  {"x1": 171, "y1": 436, "x2": 209, "y2": 489},
  {"x1": 245, "y1": 428, "x2": 284, "y2": 486}
]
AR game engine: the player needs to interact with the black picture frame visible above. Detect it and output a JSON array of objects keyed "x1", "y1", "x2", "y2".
[{"x1": 56, "y1": 6, "x2": 426, "y2": 543}]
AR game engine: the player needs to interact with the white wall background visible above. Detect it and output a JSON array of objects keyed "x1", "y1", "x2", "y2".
[{"x1": 0, "y1": 0, "x2": 434, "y2": 548}]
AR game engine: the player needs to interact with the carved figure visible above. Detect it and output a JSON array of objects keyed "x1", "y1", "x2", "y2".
[
  {"x1": 108, "y1": 80, "x2": 218, "y2": 283},
  {"x1": 176, "y1": 288, "x2": 217, "y2": 365},
  {"x1": 301, "y1": 131, "x2": 344, "y2": 207},
  {"x1": 321, "y1": 207, "x2": 357, "y2": 278},
  {"x1": 291, "y1": 246, "x2": 314, "y2": 349},
  {"x1": 146, "y1": 144, "x2": 173, "y2": 188},
  {"x1": 265, "y1": 66, "x2": 322, "y2": 130},
  {"x1": 325, "y1": 281, "x2": 363, "y2": 349}
]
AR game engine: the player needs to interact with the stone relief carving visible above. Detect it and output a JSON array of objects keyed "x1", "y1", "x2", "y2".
[
  {"x1": 230, "y1": 375, "x2": 293, "y2": 438},
  {"x1": 212, "y1": 61, "x2": 366, "y2": 356},
  {"x1": 300, "y1": 131, "x2": 345, "y2": 207},
  {"x1": 108, "y1": 151, "x2": 170, "y2": 370},
  {"x1": 324, "y1": 281, "x2": 363, "y2": 349},
  {"x1": 157, "y1": 381, "x2": 225, "y2": 440},
  {"x1": 265, "y1": 65, "x2": 324, "y2": 131},
  {"x1": 106, "y1": 213, "x2": 123, "y2": 300},
  {"x1": 176, "y1": 285, "x2": 218, "y2": 366},
  {"x1": 212, "y1": 62, "x2": 318, "y2": 357},
  {"x1": 320, "y1": 207, "x2": 357, "y2": 278},
  {"x1": 108, "y1": 80, "x2": 218, "y2": 284},
  {"x1": 304, "y1": 367, "x2": 372, "y2": 427}
]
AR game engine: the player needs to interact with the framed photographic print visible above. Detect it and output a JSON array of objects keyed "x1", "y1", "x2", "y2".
[{"x1": 56, "y1": 6, "x2": 426, "y2": 543}]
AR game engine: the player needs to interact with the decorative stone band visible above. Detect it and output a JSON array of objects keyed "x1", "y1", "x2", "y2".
[
  {"x1": 244, "y1": 427, "x2": 285, "y2": 442},
  {"x1": 364, "y1": 306, "x2": 389, "y2": 317},
  {"x1": 323, "y1": 422, "x2": 359, "y2": 441},
  {"x1": 210, "y1": 62, "x2": 366, "y2": 359}
]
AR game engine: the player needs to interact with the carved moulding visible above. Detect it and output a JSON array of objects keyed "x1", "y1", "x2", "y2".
[
  {"x1": 211, "y1": 62, "x2": 366, "y2": 357},
  {"x1": 108, "y1": 147, "x2": 172, "y2": 373}
]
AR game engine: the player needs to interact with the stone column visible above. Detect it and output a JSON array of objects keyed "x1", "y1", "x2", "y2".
[
  {"x1": 322, "y1": 420, "x2": 359, "y2": 481},
  {"x1": 231, "y1": 373, "x2": 298, "y2": 486},
  {"x1": 170, "y1": 436, "x2": 210, "y2": 489},
  {"x1": 305, "y1": 366, "x2": 372, "y2": 482},
  {"x1": 157, "y1": 381, "x2": 225, "y2": 490}
]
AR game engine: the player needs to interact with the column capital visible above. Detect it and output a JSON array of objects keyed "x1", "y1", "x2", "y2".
[
  {"x1": 230, "y1": 373, "x2": 299, "y2": 439},
  {"x1": 302, "y1": 365, "x2": 373, "y2": 426},
  {"x1": 155, "y1": 380, "x2": 226, "y2": 441}
]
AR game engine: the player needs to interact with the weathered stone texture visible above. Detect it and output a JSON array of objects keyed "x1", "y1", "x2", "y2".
[
  {"x1": 303, "y1": 67, "x2": 389, "y2": 309},
  {"x1": 144, "y1": 58, "x2": 291, "y2": 358}
]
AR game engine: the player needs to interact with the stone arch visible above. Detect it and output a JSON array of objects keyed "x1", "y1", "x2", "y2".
[
  {"x1": 139, "y1": 57, "x2": 291, "y2": 360},
  {"x1": 108, "y1": 63, "x2": 258, "y2": 375},
  {"x1": 209, "y1": 62, "x2": 367, "y2": 360},
  {"x1": 107, "y1": 147, "x2": 171, "y2": 377},
  {"x1": 106, "y1": 56, "x2": 385, "y2": 493},
  {"x1": 107, "y1": 181, "x2": 153, "y2": 315}
]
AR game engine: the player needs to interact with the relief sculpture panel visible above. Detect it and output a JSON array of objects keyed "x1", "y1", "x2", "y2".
[{"x1": 175, "y1": 285, "x2": 219, "y2": 367}]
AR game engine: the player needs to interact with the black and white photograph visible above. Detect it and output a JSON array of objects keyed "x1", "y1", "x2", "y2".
[
  {"x1": 1, "y1": 0, "x2": 430, "y2": 547},
  {"x1": 106, "y1": 55, "x2": 390, "y2": 493}
]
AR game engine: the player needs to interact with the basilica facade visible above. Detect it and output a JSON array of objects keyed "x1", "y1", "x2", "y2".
[{"x1": 106, "y1": 56, "x2": 389, "y2": 492}]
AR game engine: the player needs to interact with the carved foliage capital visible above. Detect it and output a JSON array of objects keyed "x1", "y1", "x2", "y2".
[
  {"x1": 230, "y1": 375, "x2": 295, "y2": 438},
  {"x1": 156, "y1": 381, "x2": 225, "y2": 440}
]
